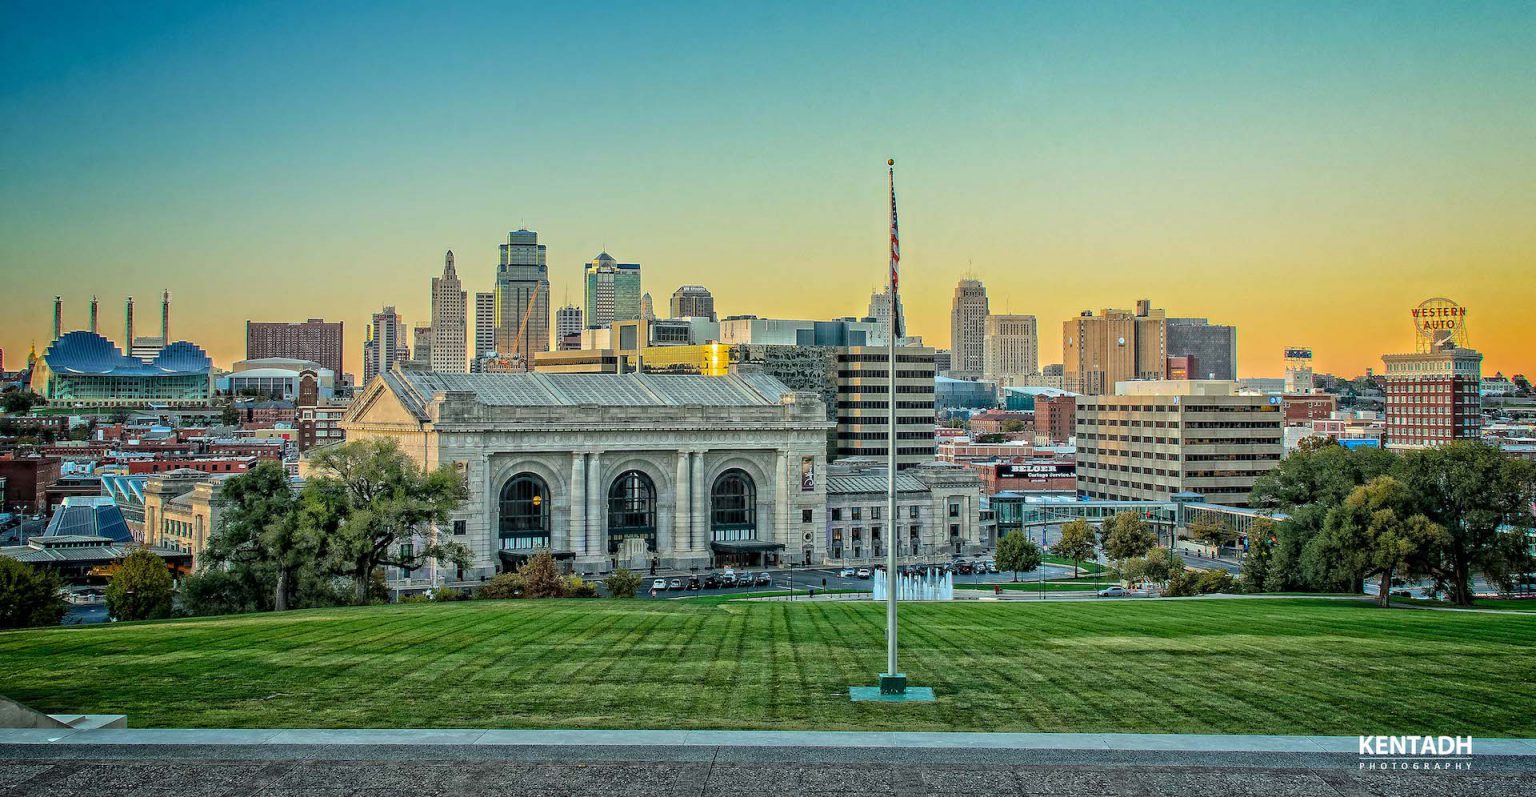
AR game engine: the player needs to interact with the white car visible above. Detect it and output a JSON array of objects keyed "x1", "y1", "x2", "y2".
[
  {"x1": 838, "y1": 568, "x2": 856, "y2": 578},
  {"x1": 856, "y1": 568, "x2": 872, "y2": 579},
  {"x1": 722, "y1": 568, "x2": 737, "y2": 582},
  {"x1": 651, "y1": 579, "x2": 668, "y2": 592},
  {"x1": 1098, "y1": 586, "x2": 1128, "y2": 597}
]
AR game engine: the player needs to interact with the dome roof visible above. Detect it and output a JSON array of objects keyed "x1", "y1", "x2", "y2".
[
  {"x1": 42, "y1": 331, "x2": 211, "y2": 376},
  {"x1": 152, "y1": 341, "x2": 213, "y2": 373}
]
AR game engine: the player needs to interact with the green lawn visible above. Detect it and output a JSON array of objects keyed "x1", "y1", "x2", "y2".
[{"x1": 2, "y1": 598, "x2": 1533, "y2": 735}]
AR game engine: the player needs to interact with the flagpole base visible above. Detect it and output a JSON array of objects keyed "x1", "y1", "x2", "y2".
[{"x1": 849, "y1": 673, "x2": 934, "y2": 702}]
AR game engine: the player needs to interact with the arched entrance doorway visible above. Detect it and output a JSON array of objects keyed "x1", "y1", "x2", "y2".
[
  {"x1": 607, "y1": 470, "x2": 656, "y2": 569},
  {"x1": 495, "y1": 473, "x2": 565, "y2": 573},
  {"x1": 708, "y1": 468, "x2": 782, "y2": 568}
]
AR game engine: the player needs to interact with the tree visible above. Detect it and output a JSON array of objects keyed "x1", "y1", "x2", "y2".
[
  {"x1": 179, "y1": 568, "x2": 268, "y2": 616},
  {"x1": 304, "y1": 439, "x2": 472, "y2": 603},
  {"x1": 1051, "y1": 519, "x2": 1097, "y2": 578},
  {"x1": 105, "y1": 549, "x2": 174, "y2": 621},
  {"x1": 209, "y1": 461, "x2": 310, "y2": 611},
  {"x1": 1239, "y1": 518, "x2": 1279, "y2": 593},
  {"x1": 219, "y1": 402, "x2": 240, "y2": 427},
  {"x1": 1101, "y1": 512, "x2": 1156, "y2": 563},
  {"x1": 0, "y1": 558, "x2": 67, "y2": 628},
  {"x1": 1134, "y1": 547, "x2": 1183, "y2": 589},
  {"x1": 519, "y1": 552, "x2": 565, "y2": 598},
  {"x1": 1394, "y1": 442, "x2": 1536, "y2": 606},
  {"x1": 1, "y1": 388, "x2": 44, "y2": 414},
  {"x1": 995, "y1": 531, "x2": 1042, "y2": 581},
  {"x1": 1188, "y1": 516, "x2": 1234, "y2": 557},
  {"x1": 604, "y1": 568, "x2": 642, "y2": 598},
  {"x1": 1306, "y1": 476, "x2": 1448, "y2": 607}
]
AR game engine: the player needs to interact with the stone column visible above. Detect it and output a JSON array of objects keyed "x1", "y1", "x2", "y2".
[
  {"x1": 674, "y1": 450, "x2": 691, "y2": 558},
  {"x1": 774, "y1": 450, "x2": 790, "y2": 561},
  {"x1": 690, "y1": 450, "x2": 707, "y2": 559},
  {"x1": 585, "y1": 451, "x2": 603, "y2": 569},
  {"x1": 569, "y1": 452, "x2": 586, "y2": 556}
]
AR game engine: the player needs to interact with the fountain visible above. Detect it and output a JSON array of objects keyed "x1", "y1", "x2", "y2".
[{"x1": 871, "y1": 567, "x2": 954, "y2": 601}]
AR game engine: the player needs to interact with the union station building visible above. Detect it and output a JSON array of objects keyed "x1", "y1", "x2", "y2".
[{"x1": 341, "y1": 369, "x2": 834, "y2": 576}]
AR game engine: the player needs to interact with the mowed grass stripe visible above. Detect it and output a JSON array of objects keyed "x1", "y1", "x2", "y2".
[{"x1": 2, "y1": 598, "x2": 1533, "y2": 734}]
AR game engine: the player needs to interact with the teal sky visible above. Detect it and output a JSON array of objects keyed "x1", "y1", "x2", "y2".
[{"x1": 2, "y1": 1, "x2": 1534, "y2": 377}]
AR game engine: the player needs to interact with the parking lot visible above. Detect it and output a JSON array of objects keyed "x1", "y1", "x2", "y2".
[{"x1": 629, "y1": 559, "x2": 1088, "y2": 599}]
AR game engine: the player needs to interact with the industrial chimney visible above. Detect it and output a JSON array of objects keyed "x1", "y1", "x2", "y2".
[
  {"x1": 160, "y1": 289, "x2": 171, "y2": 343},
  {"x1": 89, "y1": 296, "x2": 99, "y2": 333},
  {"x1": 52, "y1": 296, "x2": 62, "y2": 341},
  {"x1": 125, "y1": 296, "x2": 136, "y2": 349}
]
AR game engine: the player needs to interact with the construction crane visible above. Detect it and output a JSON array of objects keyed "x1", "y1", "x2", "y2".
[{"x1": 507, "y1": 283, "x2": 542, "y2": 372}]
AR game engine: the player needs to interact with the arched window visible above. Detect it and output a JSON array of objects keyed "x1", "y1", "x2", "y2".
[
  {"x1": 607, "y1": 470, "x2": 657, "y2": 553},
  {"x1": 499, "y1": 473, "x2": 549, "y2": 549},
  {"x1": 710, "y1": 469, "x2": 756, "y2": 541}
]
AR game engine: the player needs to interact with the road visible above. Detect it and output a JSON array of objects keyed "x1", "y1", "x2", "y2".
[{"x1": 628, "y1": 562, "x2": 1083, "y2": 599}]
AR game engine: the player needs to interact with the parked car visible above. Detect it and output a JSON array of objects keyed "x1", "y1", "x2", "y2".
[
  {"x1": 755, "y1": 572, "x2": 772, "y2": 586},
  {"x1": 651, "y1": 578, "x2": 668, "y2": 592},
  {"x1": 984, "y1": 561, "x2": 999, "y2": 574},
  {"x1": 703, "y1": 575, "x2": 720, "y2": 589},
  {"x1": 668, "y1": 578, "x2": 684, "y2": 590},
  {"x1": 956, "y1": 562, "x2": 974, "y2": 575},
  {"x1": 856, "y1": 568, "x2": 872, "y2": 579},
  {"x1": 686, "y1": 577, "x2": 702, "y2": 591},
  {"x1": 838, "y1": 568, "x2": 856, "y2": 578},
  {"x1": 1098, "y1": 586, "x2": 1127, "y2": 597},
  {"x1": 721, "y1": 568, "x2": 737, "y2": 583}
]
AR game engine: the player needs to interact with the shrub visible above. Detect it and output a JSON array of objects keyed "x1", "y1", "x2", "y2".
[
  {"x1": 430, "y1": 586, "x2": 467, "y2": 602},
  {"x1": 399, "y1": 592, "x2": 432, "y2": 604},
  {"x1": 477, "y1": 572, "x2": 524, "y2": 600},
  {"x1": 563, "y1": 575, "x2": 598, "y2": 598},
  {"x1": 1196, "y1": 570, "x2": 1236, "y2": 594},
  {"x1": 519, "y1": 552, "x2": 565, "y2": 598},
  {"x1": 603, "y1": 568, "x2": 642, "y2": 598}
]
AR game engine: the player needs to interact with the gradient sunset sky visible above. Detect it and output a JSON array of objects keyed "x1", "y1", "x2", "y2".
[{"x1": 2, "y1": 1, "x2": 1533, "y2": 378}]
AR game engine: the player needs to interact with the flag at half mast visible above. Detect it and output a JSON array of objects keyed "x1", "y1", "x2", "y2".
[{"x1": 888, "y1": 159, "x2": 904, "y2": 339}]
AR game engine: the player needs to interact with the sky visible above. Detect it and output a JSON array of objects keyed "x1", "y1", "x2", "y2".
[{"x1": 2, "y1": 1, "x2": 1533, "y2": 379}]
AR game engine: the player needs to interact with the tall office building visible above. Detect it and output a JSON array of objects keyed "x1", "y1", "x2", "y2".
[
  {"x1": 473, "y1": 292, "x2": 496, "y2": 359},
  {"x1": 1075, "y1": 380, "x2": 1283, "y2": 506},
  {"x1": 494, "y1": 229, "x2": 551, "y2": 363},
  {"x1": 412, "y1": 325, "x2": 433, "y2": 368},
  {"x1": 1167, "y1": 317, "x2": 1237, "y2": 380},
  {"x1": 835, "y1": 346, "x2": 938, "y2": 469},
  {"x1": 1062, "y1": 299, "x2": 1167, "y2": 395},
  {"x1": 670, "y1": 285, "x2": 717, "y2": 321},
  {"x1": 1382, "y1": 347, "x2": 1483, "y2": 449},
  {"x1": 866, "y1": 286, "x2": 905, "y2": 347},
  {"x1": 555, "y1": 304, "x2": 584, "y2": 350},
  {"x1": 948, "y1": 280, "x2": 989, "y2": 379},
  {"x1": 982, "y1": 314, "x2": 1038, "y2": 387},
  {"x1": 640, "y1": 292, "x2": 655, "y2": 321},
  {"x1": 363, "y1": 306, "x2": 407, "y2": 384},
  {"x1": 430, "y1": 251, "x2": 467, "y2": 373},
  {"x1": 583, "y1": 252, "x2": 642, "y2": 327},
  {"x1": 246, "y1": 319, "x2": 345, "y2": 377}
]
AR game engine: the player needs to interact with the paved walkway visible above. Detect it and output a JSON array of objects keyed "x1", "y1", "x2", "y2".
[{"x1": 2, "y1": 729, "x2": 1533, "y2": 795}]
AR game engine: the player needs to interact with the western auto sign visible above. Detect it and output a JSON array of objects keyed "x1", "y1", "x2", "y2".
[{"x1": 1412, "y1": 298, "x2": 1466, "y2": 338}]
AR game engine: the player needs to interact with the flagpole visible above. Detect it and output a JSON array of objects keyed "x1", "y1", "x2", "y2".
[{"x1": 885, "y1": 159, "x2": 899, "y2": 684}]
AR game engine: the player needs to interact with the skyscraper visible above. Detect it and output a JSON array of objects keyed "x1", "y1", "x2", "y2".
[
  {"x1": 1062, "y1": 299, "x2": 1167, "y2": 395},
  {"x1": 473, "y1": 292, "x2": 495, "y2": 359},
  {"x1": 363, "y1": 306, "x2": 407, "y2": 384},
  {"x1": 246, "y1": 318, "x2": 345, "y2": 377},
  {"x1": 670, "y1": 285, "x2": 716, "y2": 321},
  {"x1": 640, "y1": 292, "x2": 655, "y2": 321},
  {"x1": 866, "y1": 286, "x2": 904, "y2": 347},
  {"x1": 583, "y1": 252, "x2": 642, "y2": 327},
  {"x1": 555, "y1": 304, "x2": 583, "y2": 350},
  {"x1": 430, "y1": 250, "x2": 467, "y2": 373},
  {"x1": 1166, "y1": 317, "x2": 1237, "y2": 380},
  {"x1": 982, "y1": 314, "x2": 1038, "y2": 387},
  {"x1": 948, "y1": 279, "x2": 989, "y2": 379},
  {"x1": 494, "y1": 229, "x2": 551, "y2": 363}
]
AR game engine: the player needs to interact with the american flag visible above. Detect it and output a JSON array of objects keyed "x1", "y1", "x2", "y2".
[{"x1": 888, "y1": 161, "x2": 904, "y2": 339}]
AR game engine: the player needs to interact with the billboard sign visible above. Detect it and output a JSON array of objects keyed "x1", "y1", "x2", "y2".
[{"x1": 998, "y1": 462, "x2": 1075, "y2": 480}]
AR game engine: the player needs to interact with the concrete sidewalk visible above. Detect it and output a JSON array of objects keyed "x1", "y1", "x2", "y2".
[{"x1": 3, "y1": 729, "x2": 1534, "y2": 796}]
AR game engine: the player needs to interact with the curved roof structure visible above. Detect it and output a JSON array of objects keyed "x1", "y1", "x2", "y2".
[
  {"x1": 42, "y1": 331, "x2": 211, "y2": 376},
  {"x1": 44, "y1": 496, "x2": 134, "y2": 543}
]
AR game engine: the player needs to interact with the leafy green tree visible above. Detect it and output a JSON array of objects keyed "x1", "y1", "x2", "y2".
[
  {"x1": 995, "y1": 531, "x2": 1042, "y2": 581},
  {"x1": 518, "y1": 551, "x2": 566, "y2": 598},
  {"x1": 0, "y1": 557, "x2": 68, "y2": 628},
  {"x1": 1188, "y1": 516, "x2": 1234, "y2": 557},
  {"x1": 1394, "y1": 442, "x2": 1536, "y2": 606},
  {"x1": 1306, "y1": 476, "x2": 1447, "y2": 607},
  {"x1": 1101, "y1": 512, "x2": 1156, "y2": 563},
  {"x1": 603, "y1": 568, "x2": 642, "y2": 598},
  {"x1": 178, "y1": 568, "x2": 268, "y2": 616},
  {"x1": 105, "y1": 549, "x2": 174, "y2": 621},
  {"x1": 1, "y1": 388, "x2": 44, "y2": 414},
  {"x1": 304, "y1": 439, "x2": 472, "y2": 604},
  {"x1": 1134, "y1": 546, "x2": 1183, "y2": 588},
  {"x1": 209, "y1": 461, "x2": 312, "y2": 611},
  {"x1": 1051, "y1": 519, "x2": 1097, "y2": 577},
  {"x1": 1239, "y1": 518, "x2": 1279, "y2": 593}
]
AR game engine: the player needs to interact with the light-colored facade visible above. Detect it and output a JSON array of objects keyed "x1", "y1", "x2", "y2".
[
  {"x1": 341, "y1": 370, "x2": 832, "y2": 575},
  {"x1": 1074, "y1": 380, "x2": 1282, "y2": 506},
  {"x1": 472, "y1": 292, "x2": 496, "y2": 361},
  {"x1": 1063, "y1": 300, "x2": 1167, "y2": 395},
  {"x1": 825, "y1": 460, "x2": 985, "y2": 563},
  {"x1": 494, "y1": 229, "x2": 551, "y2": 362},
  {"x1": 221, "y1": 358, "x2": 336, "y2": 401},
  {"x1": 555, "y1": 304, "x2": 583, "y2": 350},
  {"x1": 430, "y1": 251, "x2": 468, "y2": 373},
  {"x1": 982, "y1": 314, "x2": 1038, "y2": 388},
  {"x1": 866, "y1": 286, "x2": 905, "y2": 348},
  {"x1": 948, "y1": 280, "x2": 989, "y2": 379},
  {"x1": 1381, "y1": 348, "x2": 1483, "y2": 449},
  {"x1": 363, "y1": 306, "x2": 408, "y2": 384},
  {"x1": 669, "y1": 285, "x2": 717, "y2": 321},
  {"x1": 141, "y1": 473, "x2": 224, "y2": 569},
  {"x1": 835, "y1": 346, "x2": 937, "y2": 469}
]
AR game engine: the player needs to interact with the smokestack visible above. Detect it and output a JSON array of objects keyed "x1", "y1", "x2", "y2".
[
  {"x1": 125, "y1": 297, "x2": 136, "y2": 349},
  {"x1": 52, "y1": 296, "x2": 62, "y2": 341},
  {"x1": 160, "y1": 289, "x2": 171, "y2": 343},
  {"x1": 89, "y1": 296, "x2": 99, "y2": 333}
]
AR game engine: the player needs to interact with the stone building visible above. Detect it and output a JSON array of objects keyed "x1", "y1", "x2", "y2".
[
  {"x1": 341, "y1": 369, "x2": 832, "y2": 575},
  {"x1": 824, "y1": 460, "x2": 986, "y2": 563}
]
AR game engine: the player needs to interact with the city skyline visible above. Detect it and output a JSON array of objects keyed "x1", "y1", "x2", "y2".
[{"x1": 2, "y1": 3, "x2": 1533, "y2": 377}]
